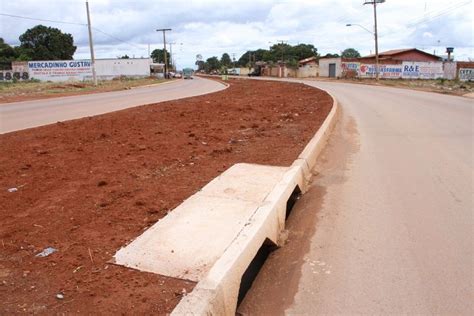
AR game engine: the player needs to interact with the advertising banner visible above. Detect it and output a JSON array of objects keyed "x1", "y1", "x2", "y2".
[
  {"x1": 341, "y1": 62, "x2": 360, "y2": 77},
  {"x1": 359, "y1": 64, "x2": 402, "y2": 79},
  {"x1": 28, "y1": 60, "x2": 92, "y2": 82},
  {"x1": 0, "y1": 71, "x2": 29, "y2": 81},
  {"x1": 402, "y1": 62, "x2": 444, "y2": 79},
  {"x1": 342, "y1": 62, "x2": 360, "y2": 72},
  {"x1": 458, "y1": 68, "x2": 473, "y2": 81}
]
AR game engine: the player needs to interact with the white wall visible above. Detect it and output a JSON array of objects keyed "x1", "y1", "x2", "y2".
[
  {"x1": 297, "y1": 64, "x2": 319, "y2": 78},
  {"x1": 319, "y1": 58, "x2": 342, "y2": 77},
  {"x1": 95, "y1": 58, "x2": 152, "y2": 79},
  {"x1": 443, "y1": 62, "x2": 457, "y2": 80},
  {"x1": 26, "y1": 58, "x2": 152, "y2": 82}
]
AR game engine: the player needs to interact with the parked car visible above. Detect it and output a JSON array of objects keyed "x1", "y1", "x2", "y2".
[
  {"x1": 248, "y1": 70, "x2": 261, "y2": 77},
  {"x1": 248, "y1": 66, "x2": 262, "y2": 77},
  {"x1": 173, "y1": 73, "x2": 182, "y2": 78}
]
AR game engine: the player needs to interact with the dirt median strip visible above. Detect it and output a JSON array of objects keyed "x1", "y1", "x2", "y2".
[{"x1": 0, "y1": 78, "x2": 332, "y2": 314}]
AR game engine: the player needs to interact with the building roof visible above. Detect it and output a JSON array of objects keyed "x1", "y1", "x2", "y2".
[
  {"x1": 299, "y1": 56, "x2": 317, "y2": 65},
  {"x1": 362, "y1": 48, "x2": 439, "y2": 59}
]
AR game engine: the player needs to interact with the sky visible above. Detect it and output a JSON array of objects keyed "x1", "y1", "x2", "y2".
[{"x1": 1, "y1": 0, "x2": 473, "y2": 69}]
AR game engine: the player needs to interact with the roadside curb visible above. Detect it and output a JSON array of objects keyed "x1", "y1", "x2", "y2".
[
  {"x1": 171, "y1": 84, "x2": 339, "y2": 315},
  {"x1": 129, "y1": 79, "x2": 179, "y2": 89}
]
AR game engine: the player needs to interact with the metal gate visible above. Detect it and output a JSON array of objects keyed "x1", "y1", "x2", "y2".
[{"x1": 329, "y1": 63, "x2": 336, "y2": 77}]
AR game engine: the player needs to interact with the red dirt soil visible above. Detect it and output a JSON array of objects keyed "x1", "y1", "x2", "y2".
[{"x1": 0, "y1": 78, "x2": 332, "y2": 314}]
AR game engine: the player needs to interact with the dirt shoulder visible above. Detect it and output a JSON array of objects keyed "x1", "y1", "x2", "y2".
[
  {"x1": 306, "y1": 77, "x2": 474, "y2": 97},
  {"x1": 0, "y1": 78, "x2": 332, "y2": 314},
  {"x1": 0, "y1": 77, "x2": 169, "y2": 104}
]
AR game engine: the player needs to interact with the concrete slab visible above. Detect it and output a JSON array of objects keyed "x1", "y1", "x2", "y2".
[{"x1": 113, "y1": 163, "x2": 289, "y2": 282}]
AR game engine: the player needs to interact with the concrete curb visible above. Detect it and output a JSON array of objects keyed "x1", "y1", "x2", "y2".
[
  {"x1": 171, "y1": 84, "x2": 339, "y2": 315},
  {"x1": 129, "y1": 79, "x2": 178, "y2": 89}
]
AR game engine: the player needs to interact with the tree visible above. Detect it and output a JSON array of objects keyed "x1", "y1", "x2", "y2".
[
  {"x1": 119, "y1": 54, "x2": 130, "y2": 59},
  {"x1": 269, "y1": 43, "x2": 292, "y2": 62},
  {"x1": 19, "y1": 25, "x2": 76, "y2": 60},
  {"x1": 0, "y1": 38, "x2": 18, "y2": 67},
  {"x1": 0, "y1": 39, "x2": 16, "y2": 59},
  {"x1": 341, "y1": 48, "x2": 361, "y2": 58},
  {"x1": 151, "y1": 48, "x2": 170, "y2": 64},
  {"x1": 220, "y1": 53, "x2": 232, "y2": 67},
  {"x1": 236, "y1": 43, "x2": 319, "y2": 67},
  {"x1": 195, "y1": 60, "x2": 205, "y2": 71},
  {"x1": 206, "y1": 56, "x2": 220, "y2": 72},
  {"x1": 292, "y1": 44, "x2": 318, "y2": 61},
  {"x1": 322, "y1": 53, "x2": 340, "y2": 58}
]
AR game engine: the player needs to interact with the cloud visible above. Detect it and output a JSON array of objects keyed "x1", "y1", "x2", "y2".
[{"x1": 1, "y1": 0, "x2": 472, "y2": 67}]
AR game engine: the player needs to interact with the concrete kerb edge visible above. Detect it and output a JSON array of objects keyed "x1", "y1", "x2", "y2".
[
  {"x1": 171, "y1": 85, "x2": 339, "y2": 315},
  {"x1": 292, "y1": 86, "x2": 340, "y2": 177},
  {"x1": 132, "y1": 76, "x2": 230, "y2": 90}
]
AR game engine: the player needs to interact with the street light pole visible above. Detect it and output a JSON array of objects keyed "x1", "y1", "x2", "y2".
[
  {"x1": 364, "y1": 0, "x2": 385, "y2": 81},
  {"x1": 156, "y1": 28, "x2": 171, "y2": 78},
  {"x1": 168, "y1": 42, "x2": 174, "y2": 72}
]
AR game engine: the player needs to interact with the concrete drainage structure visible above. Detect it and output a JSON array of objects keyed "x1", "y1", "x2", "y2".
[{"x1": 113, "y1": 84, "x2": 339, "y2": 315}]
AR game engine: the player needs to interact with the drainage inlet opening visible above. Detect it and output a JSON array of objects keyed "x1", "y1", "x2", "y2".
[
  {"x1": 286, "y1": 185, "x2": 301, "y2": 220},
  {"x1": 237, "y1": 238, "x2": 277, "y2": 307}
]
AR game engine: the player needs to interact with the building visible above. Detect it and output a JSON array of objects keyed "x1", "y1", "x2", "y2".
[
  {"x1": 358, "y1": 48, "x2": 442, "y2": 64},
  {"x1": 319, "y1": 48, "x2": 447, "y2": 79},
  {"x1": 319, "y1": 57, "x2": 342, "y2": 78},
  {"x1": 297, "y1": 57, "x2": 319, "y2": 78},
  {"x1": 298, "y1": 56, "x2": 318, "y2": 66}
]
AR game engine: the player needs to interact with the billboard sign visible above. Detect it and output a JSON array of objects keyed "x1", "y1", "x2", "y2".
[
  {"x1": 342, "y1": 62, "x2": 360, "y2": 72},
  {"x1": 359, "y1": 64, "x2": 402, "y2": 79},
  {"x1": 28, "y1": 60, "x2": 92, "y2": 82},
  {"x1": 402, "y1": 62, "x2": 444, "y2": 79},
  {"x1": 341, "y1": 62, "x2": 360, "y2": 76}
]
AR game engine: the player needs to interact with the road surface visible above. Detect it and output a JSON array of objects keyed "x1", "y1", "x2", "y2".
[
  {"x1": 239, "y1": 81, "x2": 473, "y2": 314},
  {"x1": 0, "y1": 77, "x2": 225, "y2": 134}
]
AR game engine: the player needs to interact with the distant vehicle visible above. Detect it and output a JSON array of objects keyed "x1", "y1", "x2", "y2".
[
  {"x1": 183, "y1": 68, "x2": 194, "y2": 79},
  {"x1": 248, "y1": 66, "x2": 262, "y2": 77},
  {"x1": 248, "y1": 70, "x2": 261, "y2": 77},
  {"x1": 174, "y1": 73, "x2": 182, "y2": 78}
]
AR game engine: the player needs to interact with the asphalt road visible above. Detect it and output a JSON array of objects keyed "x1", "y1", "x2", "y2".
[
  {"x1": 239, "y1": 81, "x2": 473, "y2": 314},
  {"x1": 0, "y1": 77, "x2": 226, "y2": 134}
]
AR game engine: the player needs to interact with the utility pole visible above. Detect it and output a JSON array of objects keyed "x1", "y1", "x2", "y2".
[
  {"x1": 85, "y1": 1, "x2": 97, "y2": 86},
  {"x1": 156, "y1": 28, "x2": 171, "y2": 78},
  {"x1": 277, "y1": 40, "x2": 287, "y2": 63},
  {"x1": 364, "y1": 0, "x2": 384, "y2": 81}
]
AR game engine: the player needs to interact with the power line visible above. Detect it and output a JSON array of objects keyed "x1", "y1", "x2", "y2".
[
  {"x1": 0, "y1": 13, "x2": 86, "y2": 26},
  {"x1": 380, "y1": 1, "x2": 471, "y2": 38},
  {"x1": 92, "y1": 27, "x2": 143, "y2": 49},
  {"x1": 406, "y1": 0, "x2": 471, "y2": 28},
  {"x1": 0, "y1": 12, "x2": 145, "y2": 51}
]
